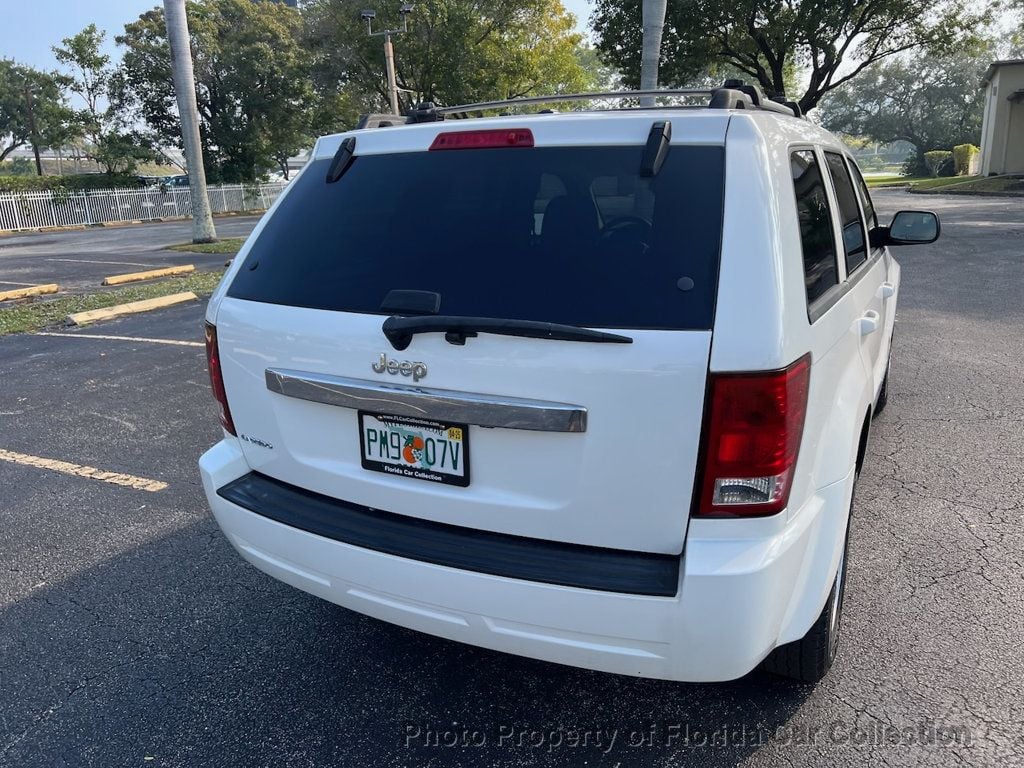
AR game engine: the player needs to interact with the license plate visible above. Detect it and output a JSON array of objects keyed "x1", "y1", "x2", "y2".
[{"x1": 358, "y1": 412, "x2": 470, "y2": 487}]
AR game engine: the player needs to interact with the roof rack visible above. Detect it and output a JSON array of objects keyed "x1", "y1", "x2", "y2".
[
  {"x1": 355, "y1": 81, "x2": 804, "y2": 130},
  {"x1": 384, "y1": 81, "x2": 803, "y2": 125},
  {"x1": 355, "y1": 113, "x2": 408, "y2": 129}
]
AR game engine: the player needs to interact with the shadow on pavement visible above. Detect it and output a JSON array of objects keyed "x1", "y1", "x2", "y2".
[{"x1": 0, "y1": 517, "x2": 812, "y2": 767}]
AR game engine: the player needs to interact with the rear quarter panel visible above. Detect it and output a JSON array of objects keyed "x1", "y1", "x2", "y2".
[
  {"x1": 714, "y1": 115, "x2": 875, "y2": 513},
  {"x1": 710, "y1": 115, "x2": 878, "y2": 643}
]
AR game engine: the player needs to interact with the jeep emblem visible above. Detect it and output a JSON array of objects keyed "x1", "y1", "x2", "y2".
[{"x1": 372, "y1": 352, "x2": 427, "y2": 382}]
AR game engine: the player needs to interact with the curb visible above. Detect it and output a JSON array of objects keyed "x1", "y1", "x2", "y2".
[
  {"x1": 102, "y1": 264, "x2": 195, "y2": 286},
  {"x1": 67, "y1": 291, "x2": 198, "y2": 326},
  {"x1": 0, "y1": 284, "x2": 59, "y2": 302}
]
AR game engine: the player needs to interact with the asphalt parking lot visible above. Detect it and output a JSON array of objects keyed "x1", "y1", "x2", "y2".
[
  {"x1": 1, "y1": 191, "x2": 1022, "y2": 767},
  {"x1": 0, "y1": 216, "x2": 261, "y2": 295}
]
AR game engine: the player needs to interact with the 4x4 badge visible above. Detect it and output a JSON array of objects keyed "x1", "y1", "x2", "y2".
[{"x1": 372, "y1": 352, "x2": 428, "y2": 382}]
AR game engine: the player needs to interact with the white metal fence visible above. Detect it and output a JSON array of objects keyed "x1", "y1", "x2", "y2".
[{"x1": 0, "y1": 182, "x2": 287, "y2": 233}]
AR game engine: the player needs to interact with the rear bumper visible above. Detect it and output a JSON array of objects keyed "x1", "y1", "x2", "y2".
[{"x1": 200, "y1": 438, "x2": 853, "y2": 682}]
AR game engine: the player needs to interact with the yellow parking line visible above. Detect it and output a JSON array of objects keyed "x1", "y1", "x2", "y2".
[
  {"x1": 0, "y1": 448, "x2": 168, "y2": 492},
  {"x1": 34, "y1": 332, "x2": 203, "y2": 348}
]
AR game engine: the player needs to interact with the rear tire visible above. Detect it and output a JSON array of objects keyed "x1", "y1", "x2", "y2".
[{"x1": 762, "y1": 495, "x2": 852, "y2": 683}]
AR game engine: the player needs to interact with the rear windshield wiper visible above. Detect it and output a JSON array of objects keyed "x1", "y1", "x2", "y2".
[{"x1": 382, "y1": 315, "x2": 633, "y2": 351}]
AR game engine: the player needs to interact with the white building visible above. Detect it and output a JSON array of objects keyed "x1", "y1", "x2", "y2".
[{"x1": 979, "y1": 60, "x2": 1024, "y2": 176}]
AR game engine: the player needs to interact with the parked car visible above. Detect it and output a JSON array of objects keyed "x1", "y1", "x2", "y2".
[{"x1": 199, "y1": 84, "x2": 939, "y2": 683}]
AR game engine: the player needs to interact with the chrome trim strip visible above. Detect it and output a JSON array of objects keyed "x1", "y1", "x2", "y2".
[{"x1": 265, "y1": 368, "x2": 587, "y2": 433}]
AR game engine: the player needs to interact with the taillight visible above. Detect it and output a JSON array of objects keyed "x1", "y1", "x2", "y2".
[
  {"x1": 429, "y1": 128, "x2": 534, "y2": 150},
  {"x1": 204, "y1": 322, "x2": 236, "y2": 436},
  {"x1": 695, "y1": 355, "x2": 811, "y2": 518}
]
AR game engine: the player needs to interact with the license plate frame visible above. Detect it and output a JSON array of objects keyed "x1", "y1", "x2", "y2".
[{"x1": 358, "y1": 411, "x2": 470, "y2": 487}]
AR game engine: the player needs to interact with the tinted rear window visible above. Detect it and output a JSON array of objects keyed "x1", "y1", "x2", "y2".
[
  {"x1": 790, "y1": 150, "x2": 839, "y2": 305},
  {"x1": 228, "y1": 144, "x2": 725, "y2": 330},
  {"x1": 824, "y1": 152, "x2": 868, "y2": 273}
]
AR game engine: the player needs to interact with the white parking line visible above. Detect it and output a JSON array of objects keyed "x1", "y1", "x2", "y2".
[
  {"x1": 47, "y1": 258, "x2": 151, "y2": 267},
  {"x1": 34, "y1": 332, "x2": 203, "y2": 347},
  {"x1": 0, "y1": 448, "x2": 168, "y2": 492},
  {"x1": 0, "y1": 280, "x2": 40, "y2": 287}
]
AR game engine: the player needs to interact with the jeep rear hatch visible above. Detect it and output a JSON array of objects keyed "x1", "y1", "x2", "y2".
[{"x1": 214, "y1": 121, "x2": 725, "y2": 555}]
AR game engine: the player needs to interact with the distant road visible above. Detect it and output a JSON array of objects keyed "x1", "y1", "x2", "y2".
[{"x1": 0, "y1": 216, "x2": 262, "y2": 294}]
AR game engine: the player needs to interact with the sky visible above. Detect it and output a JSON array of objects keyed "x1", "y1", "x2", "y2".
[{"x1": 0, "y1": 0, "x2": 595, "y2": 73}]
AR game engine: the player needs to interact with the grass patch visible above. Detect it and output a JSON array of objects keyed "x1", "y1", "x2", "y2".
[
  {"x1": 912, "y1": 175, "x2": 1024, "y2": 194},
  {"x1": 0, "y1": 270, "x2": 224, "y2": 336},
  {"x1": 910, "y1": 175, "x2": 981, "y2": 190},
  {"x1": 866, "y1": 175, "x2": 989, "y2": 190},
  {"x1": 166, "y1": 237, "x2": 245, "y2": 254},
  {"x1": 866, "y1": 175, "x2": 929, "y2": 188}
]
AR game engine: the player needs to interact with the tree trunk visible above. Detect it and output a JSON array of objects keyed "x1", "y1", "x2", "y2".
[
  {"x1": 164, "y1": 0, "x2": 217, "y2": 243},
  {"x1": 640, "y1": 0, "x2": 668, "y2": 107}
]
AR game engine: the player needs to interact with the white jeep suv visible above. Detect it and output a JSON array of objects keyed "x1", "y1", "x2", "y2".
[{"x1": 199, "y1": 85, "x2": 940, "y2": 683}]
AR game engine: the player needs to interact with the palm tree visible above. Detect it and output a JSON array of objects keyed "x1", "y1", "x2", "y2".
[{"x1": 640, "y1": 0, "x2": 668, "y2": 106}]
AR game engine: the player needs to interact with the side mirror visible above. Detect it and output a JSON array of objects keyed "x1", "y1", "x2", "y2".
[{"x1": 871, "y1": 210, "x2": 940, "y2": 247}]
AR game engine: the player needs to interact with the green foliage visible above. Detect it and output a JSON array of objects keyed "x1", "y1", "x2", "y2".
[
  {"x1": 592, "y1": 0, "x2": 985, "y2": 112},
  {"x1": 0, "y1": 59, "x2": 79, "y2": 164},
  {"x1": 118, "y1": 0, "x2": 316, "y2": 184},
  {"x1": 924, "y1": 150, "x2": 953, "y2": 177},
  {"x1": 0, "y1": 157, "x2": 35, "y2": 176},
  {"x1": 819, "y1": 48, "x2": 989, "y2": 175},
  {"x1": 953, "y1": 144, "x2": 979, "y2": 175},
  {"x1": 302, "y1": 0, "x2": 594, "y2": 113},
  {"x1": 0, "y1": 174, "x2": 142, "y2": 193},
  {"x1": 53, "y1": 24, "x2": 158, "y2": 175},
  {"x1": 576, "y1": 46, "x2": 619, "y2": 91}
]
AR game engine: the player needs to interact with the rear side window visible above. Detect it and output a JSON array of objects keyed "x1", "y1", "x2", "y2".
[
  {"x1": 849, "y1": 161, "x2": 878, "y2": 233},
  {"x1": 228, "y1": 144, "x2": 726, "y2": 330},
  {"x1": 790, "y1": 150, "x2": 839, "y2": 305},
  {"x1": 824, "y1": 153, "x2": 868, "y2": 273}
]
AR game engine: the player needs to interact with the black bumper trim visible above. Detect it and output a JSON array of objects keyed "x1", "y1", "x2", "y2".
[{"x1": 217, "y1": 472, "x2": 680, "y2": 597}]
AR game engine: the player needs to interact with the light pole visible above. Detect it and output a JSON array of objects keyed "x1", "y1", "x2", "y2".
[{"x1": 362, "y1": 4, "x2": 414, "y2": 116}]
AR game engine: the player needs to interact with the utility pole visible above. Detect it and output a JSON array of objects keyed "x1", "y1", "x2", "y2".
[
  {"x1": 362, "y1": 5, "x2": 414, "y2": 115},
  {"x1": 164, "y1": 0, "x2": 217, "y2": 243},
  {"x1": 24, "y1": 87, "x2": 43, "y2": 176}
]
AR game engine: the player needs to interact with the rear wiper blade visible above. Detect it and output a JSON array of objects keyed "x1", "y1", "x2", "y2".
[{"x1": 382, "y1": 315, "x2": 633, "y2": 351}]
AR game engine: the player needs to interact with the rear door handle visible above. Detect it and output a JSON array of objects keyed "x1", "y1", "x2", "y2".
[
  {"x1": 859, "y1": 310, "x2": 880, "y2": 336},
  {"x1": 879, "y1": 282, "x2": 895, "y2": 299}
]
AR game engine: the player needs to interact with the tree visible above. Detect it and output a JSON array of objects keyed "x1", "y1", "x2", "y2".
[
  {"x1": 818, "y1": 47, "x2": 988, "y2": 174},
  {"x1": 53, "y1": 24, "x2": 156, "y2": 175},
  {"x1": 118, "y1": 0, "x2": 316, "y2": 183},
  {"x1": 0, "y1": 60, "x2": 77, "y2": 164},
  {"x1": 592, "y1": 0, "x2": 985, "y2": 112},
  {"x1": 302, "y1": 0, "x2": 595, "y2": 115},
  {"x1": 576, "y1": 46, "x2": 619, "y2": 90}
]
